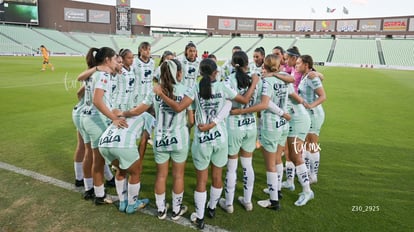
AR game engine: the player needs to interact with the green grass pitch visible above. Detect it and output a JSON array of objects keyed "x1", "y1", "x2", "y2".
[{"x1": 0, "y1": 56, "x2": 413, "y2": 231}]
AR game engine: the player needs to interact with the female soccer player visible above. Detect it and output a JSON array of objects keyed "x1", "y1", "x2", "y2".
[
  {"x1": 98, "y1": 111, "x2": 150, "y2": 214},
  {"x1": 221, "y1": 45, "x2": 242, "y2": 77},
  {"x1": 80, "y1": 47, "x2": 127, "y2": 205},
  {"x1": 218, "y1": 51, "x2": 262, "y2": 213},
  {"x1": 122, "y1": 59, "x2": 189, "y2": 220},
  {"x1": 154, "y1": 58, "x2": 259, "y2": 229},
  {"x1": 153, "y1": 50, "x2": 174, "y2": 83},
  {"x1": 231, "y1": 54, "x2": 291, "y2": 210},
  {"x1": 72, "y1": 85, "x2": 86, "y2": 187},
  {"x1": 178, "y1": 42, "x2": 201, "y2": 87},
  {"x1": 40, "y1": 45, "x2": 54, "y2": 71},
  {"x1": 249, "y1": 47, "x2": 265, "y2": 78},
  {"x1": 297, "y1": 55, "x2": 326, "y2": 185},
  {"x1": 132, "y1": 41, "x2": 155, "y2": 106}
]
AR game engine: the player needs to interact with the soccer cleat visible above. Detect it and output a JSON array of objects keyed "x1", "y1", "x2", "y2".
[
  {"x1": 218, "y1": 198, "x2": 234, "y2": 213},
  {"x1": 118, "y1": 200, "x2": 128, "y2": 212},
  {"x1": 171, "y1": 204, "x2": 188, "y2": 220},
  {"x1": 281, "y1": 181, "x2": 295, "y2": 191},
  {"x1": 257, "y1": 199, "x2": 281, "y2": 211},
  {"x1": 190, "y1": 212, "x2": 205, "y2": 230},
  {"x1": 105, "y1": 177, "x2": 116, "y2": 188},
  {"x1": 294, "y1": 191, "x2": 314, "y2": 206},
  {"x1": 157, "y1": 203, "x2": 169, "y2": 220},
  {"x1": 125, "y1": 198, "x2": 149, "y2": 214},
  {"x1": 94, "y1": 194, "x2": 113, "y2": 205},
  {"x1": 75, "y1": 179, "x2": 84, "y2": 187},
  {"x1": 263, "y1": 188, "x2": 269, "y2": 194},
  {"x1": 238, "y1": 196, "x2": 253, "y2": 211},
  {"x1": 206, "y1": 206, "x2": 215, "y2": 218},
  {"x1": 83, "y1": 188, "x2": 95, "y2": 200}
]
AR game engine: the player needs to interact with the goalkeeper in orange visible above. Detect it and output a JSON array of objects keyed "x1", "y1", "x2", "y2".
[{"x1": 40, "y1": 45, "x2": 54, "y2": 71}]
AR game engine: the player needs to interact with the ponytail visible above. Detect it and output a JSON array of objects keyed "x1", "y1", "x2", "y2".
[
  {"x1": 86, "y1": 47, "x2": 99, "y2": 68},
  {"x1": 232, "y1": 51, "x2": 250, "y2": 89},
  {"x1": 199, "y1": 58, "x2": 216, "y2": 100}
]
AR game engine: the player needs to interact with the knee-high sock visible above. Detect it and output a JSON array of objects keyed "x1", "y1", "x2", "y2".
[
  {"x1": 240, "y1": 157, "x2": 254, "y2": 203},
  {"x1": 225, "y1": 158, "x2": 237, "y2": 206}
]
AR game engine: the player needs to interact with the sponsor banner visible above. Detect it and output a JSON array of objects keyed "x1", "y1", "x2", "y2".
[
  {"x1": 116, "y1": 0, "x2": 130, "y2": 7},
  {"x1": 237, "y1": 19, "x2": 255, "y2": 31},
  {"x1": 315, "y1": 20, "x2": 335, "y2": 31},
  {"x1": 116, "y1": 7, "x2": 131, "y2": 35},
  {"x1": 64, "y1": 8, "x2": 86, "y2": 22},
  {"x1": 132, "y1": 13, "x2": 150, "y2": 26},
  {"x1": 337, "y1": 20, "x2": 357, "y2": 32},
  {"x1": 88, "y1": 10, "x2": 110, "y2": 24},
  {"x1": 383, "y1": 18, "x2": 407, "y2": 31},
  {"x1": 218, "y1": 18, "x2": 236, "y2": 30},
  {"x1": 409, "y1": 18, "x2": 414, "y2": 32},
  {"x1": 275, "y1": 20, "x2": 293, "y2": 31},
  {"x1": 256, "y1": 20, "x2": 274, "y2": 31},
  {"x1": 295, "y1": 20, "x2": 314, "y2": 32},
  {"x1": 359, "y1": 19, "x2": 381, "y2": 31}
]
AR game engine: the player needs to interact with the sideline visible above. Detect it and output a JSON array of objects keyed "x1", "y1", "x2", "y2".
[{"x1": 0, "y1": 161, "x2": 229, "y2": 232}]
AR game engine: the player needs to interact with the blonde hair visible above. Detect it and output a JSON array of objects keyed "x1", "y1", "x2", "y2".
[{"x1": 263, "y1": 54, "x2": 281, "y2": 73}]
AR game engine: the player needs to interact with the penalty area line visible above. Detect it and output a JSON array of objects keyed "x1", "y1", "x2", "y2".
[{"x1": 0, "y1": 161, "x2": 229, "y2": 232}]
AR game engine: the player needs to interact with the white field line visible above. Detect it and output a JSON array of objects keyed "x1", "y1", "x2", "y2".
[{"x1": 0, "y1": 161, "x2": 229, "y2": 232}]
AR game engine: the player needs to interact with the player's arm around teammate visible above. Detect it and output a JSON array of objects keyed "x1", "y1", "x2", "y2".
[
  {"x1": 154, "y1": 58, "x2": 258, "y2": 229},
  {"x1": 296, "y1": 55, "x2": 326, "y2": 184}
]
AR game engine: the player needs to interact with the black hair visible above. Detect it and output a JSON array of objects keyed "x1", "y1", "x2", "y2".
[
  {"x1": 119, "y1": 48, "x2": 132, "y2": 59},
  {"x1": 138, "y1": 41, "x2": 151, "y2": 58},
  {"x1": 184, "y1": 42, "x2": 197, "y2": 58},
  {"x1": 232, "y1": 46, "x2": 242, "y2": 51},
  {"x1": 207, "y1": 54, "x2": 217, "y2": 60},
  {"x1": 273, "y1": 46, "x2": 285, "y2": 54},
  {"x1": 86, "y1": 47, "x2": 116, "y2": 69},
  {"x1": 286, "y1": 46, "x2": 300, "y2": 57},
  {"x1": 232, "y1": 51, "x2": 251, "y2": 89},
  {"x1": 299, "y1": 55, "x2": 314, "y2": 70},
  {"x1": 254, "y1": 47, "x2": 265, "y2": 56},
  {"x1": 159, "y1": 50, "x2": 174, "y2": 65},
  {"x1": 199, "y1": 58, "x2": 217, "y2": 100}
]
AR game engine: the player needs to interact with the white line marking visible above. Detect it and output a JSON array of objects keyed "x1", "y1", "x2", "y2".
[
  {"x1": 0, "y1": 82, "x2": 63, "y2": 89},
  {"x1": 0, "y1": 161, "x2": 229, "y2": 232}
]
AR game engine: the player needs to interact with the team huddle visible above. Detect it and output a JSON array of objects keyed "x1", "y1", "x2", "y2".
[{"x1": 71, "y1": 42, "x2": 326, "y2": 229}]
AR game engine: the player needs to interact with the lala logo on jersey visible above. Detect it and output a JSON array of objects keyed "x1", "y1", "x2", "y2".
[
  {"x1": 238, "y1": 117, "x2": 255, "y2": 127},
  {"x1": 155, "y1": 136, "x2": 178, "y2": 147},
  {"x1": 99, "y1": 134, "x2": 121, "y2": 145},
  {"x1": 199, "y1": 131, "x2": 221, "y2": 143}
]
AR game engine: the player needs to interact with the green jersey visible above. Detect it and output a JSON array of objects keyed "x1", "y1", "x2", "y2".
[
  {"x1": 98, "y1": 116, "x2": 145, "y2": 148},
  {"x1": 260, "y1": 77, "x2": 289, "y2": 131},
  {"x1": 178, "y1": 56, "x2": 201, "y2": 87},
  {"x1": 82, "y1": 71, "x2": 113, "y2": 117},
  {"x1": 287, "y1": 83, "x2": 308, "y2": 116},
  {"x1": 298, "y1": 74, "x2": 324, "y2": 115},
  {"x1": 143, "y1": 83, "x2": 189, "y2": 152},
  {"x1": 225, "y1": 73, "x2": 262, "y2": 131},
  {"x1": 132, "y1": 57, "x2": 155, "y2": 106},
  {"x1": 186, "y1": 81, "x2": 237, "y2": 146},
  {"x1": 115, "y1": 66, "x2": 136, "y2": 110}
]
